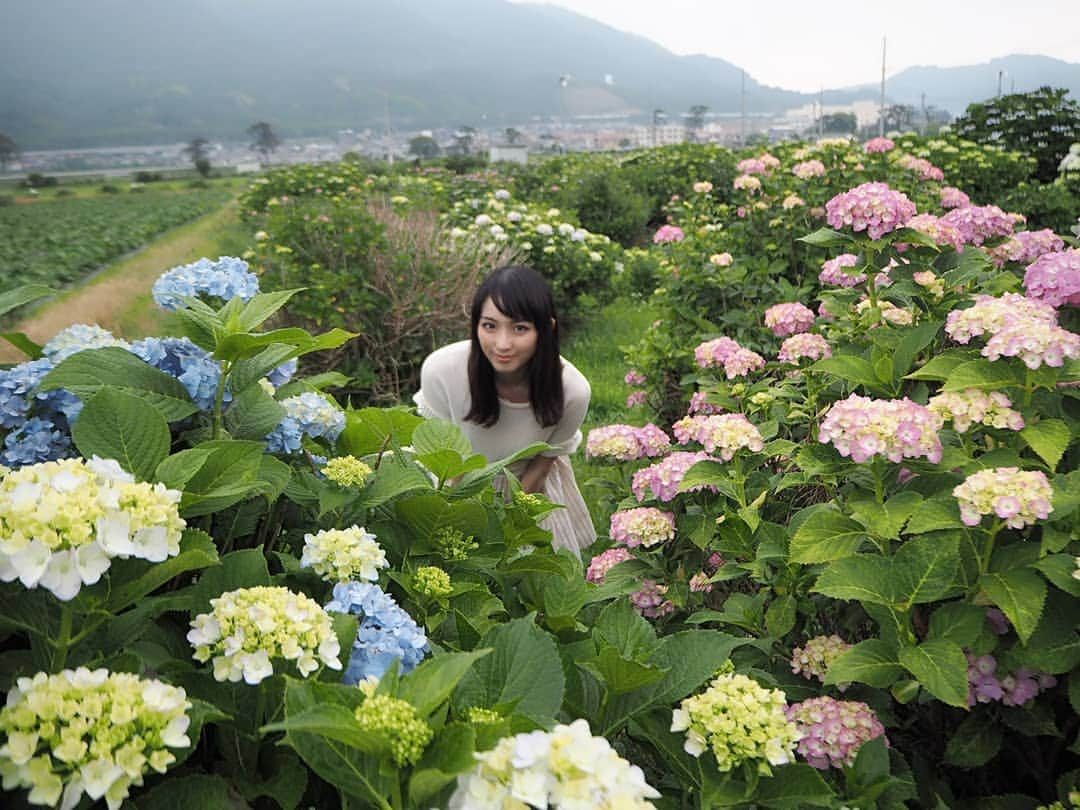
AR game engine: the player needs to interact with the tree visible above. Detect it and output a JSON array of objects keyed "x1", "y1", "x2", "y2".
[
  {"x1": 878, "y1": 104, "x2": 918, "y2": 133},
  {"x1": 684, "y1": 105, "x2": 708, "y2": 142},
  {"x1": 953, "y1": 86, "x2": 1080, "y2": 182},
  {"x1": 817, "y1": 112, "x2": 857, "y2": 135},
  {"x1": 182, "y1": 138, "x2": 212, "y2": 177},
  {"x1": 450, "y1": 126, "x2": 477, "y2": 156},
  {"x1": 408, "y1": 135, "x2": 440, "y2": 160},
  {"x1": 0, "y1": 133, "x2": 19, "y2": 172},
  {"x1": 247, "y1": 121, "x2": 281, "y2": 164},
  {"x1": 504, "y1": 127, "x2": 523, "y2": 145}
]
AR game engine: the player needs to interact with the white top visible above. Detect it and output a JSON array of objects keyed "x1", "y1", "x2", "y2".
[{"x1": 413, "y1": 340, "x2": 591, "y2": 463}]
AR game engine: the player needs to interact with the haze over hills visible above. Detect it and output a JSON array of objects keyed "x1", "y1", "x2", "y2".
[{"x1": 2, "y1": 0, "x2": 1078, "y2": 149}]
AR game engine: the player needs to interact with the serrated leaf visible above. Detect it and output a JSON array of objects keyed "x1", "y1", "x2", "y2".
[
  {"x1": 904, "y1": 349, "x2": 975, "y2": 381},
  {"x1": 928, "y1": 603, "x2": 987, "y2": 646},
  {"x1": 413, "y1": 417, "x2": 473, "y2": 458},
  {"x1": 1034, "y1": 554, "x2": 1080, "y2": 597},
  {"x1": 892, "y1": 532, "x2": 960, "y2": 605},
  {"x1": 397, "y1": 650, "x2": 491, "y2": 718},
  {"x1": 979, "y1": 568, "x2": 1047, "y2": 644},
  {"x1": 1, "y1": 331, "x2": 43, "y2": 359},
  {"x1": 756, "y1": 763, "x2": 836, "y2": 807},
  {"x1": 905, "y1": 494, "x2": 965, "y2": 534},
  {"x1": 105, "y1": 529, "x2": 219, "y2": 612},
  {"x1": 580, "y1": 645, "x2": 669, "y2": 694},
  {"x1": 942, "y1": 359, "x2": 1023, "y2": 392},
  {"x1": 1021, "y1": 419, "x2": 1072, "y2": 470},
  {"x1": 811, "y1": 355, "x2": 887, "y2": 392},
  {"x1": 944, "y1": 713, "x2": 1002, "y2": 769},
  {"x1": 798, "y1": 227, "x2": 853, "y2": 247},
  {"x1": 813, "y1": 555, "x2": 894, "y2": 605},
  {"x1": 224, "y1": 383, "x2": 286, "y2": 440},
  {"x1": 71, "y1": 388, "x2": 171, "y2": 481},
  {"x1": 789, "y1": 506, "x2": 868, "y2": 563},
  {"x1": 898, "y1": 639, "x2": 969, "y2": 708},
  {"x1": 825, "y1": 639, "x2": 904, "y2": 687},
  {"x1": 235, "y1": 288, "x2": 304, "y2": 331},
  {"x1": 0, "y1": 284, "x2": 54, "y2": 317}
]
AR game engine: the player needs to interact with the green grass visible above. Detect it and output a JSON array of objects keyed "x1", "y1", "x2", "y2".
[{"x1": 562, "y1": 297, "x2": 659, "y2": 533}]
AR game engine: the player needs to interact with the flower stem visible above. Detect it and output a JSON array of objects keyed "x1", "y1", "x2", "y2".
[
  {"x1": 212, "y1": 361, "x2": 232, "y2": 440},
  {"x1": 52, "y1": 603, "x2": 73, "y2": 672},
  {"x1": 980, "y1": 521, "x2": 1003, "y2": 576}
]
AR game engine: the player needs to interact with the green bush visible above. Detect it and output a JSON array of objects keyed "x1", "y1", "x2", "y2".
[
  {"x1": 99, "y1": 183, "x2": 120, "y2": 194},
  {"x1": 1004, "y1": 179, "x2": 1080, "y2": 234},
  {"x1": 561, "y1": 170, "x2": 650, "y2": 246}
]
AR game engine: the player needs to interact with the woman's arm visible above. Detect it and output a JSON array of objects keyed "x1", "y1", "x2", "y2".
[{"x1": 519, "y1": 454, "x2": 556, "y2": 494}]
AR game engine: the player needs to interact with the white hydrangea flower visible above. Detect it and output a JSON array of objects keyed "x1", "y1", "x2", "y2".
[{"x1": 301, "y1": 525, "x2": 388, "y2": 583}]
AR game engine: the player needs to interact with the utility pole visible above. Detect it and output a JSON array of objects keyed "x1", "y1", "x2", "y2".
[
  {"x1": 384, "y1": 93, "x2": 394, "y2": 166},
  {"x1": 740, "y1": 69, "x2": 746, "y2": 145},
  {"x1": 879, "y1": 37, "x2": 886, "y2": 138},
  {"x1": 920, "y1": 92, "x2": 927, "y2": 135},
  {"x1": 818, "y1": 87, "x2": 824, "y2": 139}
]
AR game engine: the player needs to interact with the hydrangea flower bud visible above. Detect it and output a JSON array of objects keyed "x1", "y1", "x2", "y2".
[{"x1": 353, "y1": 694, "x2": 432, "y2": 766}]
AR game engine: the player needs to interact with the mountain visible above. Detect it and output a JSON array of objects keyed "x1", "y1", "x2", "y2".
[{"x1": 2, "y1": 1, "x2": 1077, "y2": 149}]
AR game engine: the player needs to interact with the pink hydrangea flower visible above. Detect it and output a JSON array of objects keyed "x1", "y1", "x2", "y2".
[
  {"x1": 940, "y1": 186, "x2": 971, "y2": 209},
  {"x1": 897, "y1": 154, "x2": 945, "y2": 182},
  {"x1": 692, "y1": 181, "x2": 714, "y2": 194},
  {"x1": 694, "y1": 337, "x2": 765, "y2": 379},
  {"x1": 626, "y1": 390, "x2": 647, "y2": 408},
  {"x1": 787, "y1": 697, "x2": 887, "y2": 770},
  {"x1": 624, "y1": 368, "x2": 647, "y2": 386},
  {"x1": 764, "y1": 302, "x2": 816, "y2": 336},
  {"x1": 989, "y1": 229, "x2": 1065, "y2": 268},
  {"x1": 791, "y1": 635, "x2": 852, "y2": 683},
  {"x1": 733, "y1": 174, "x2": 763, "y2": 193},
  {"x1": 709, "y1": 252, "x2": 734, "y2": 267},
  {"x1": 940, "y1": 205, "x2": 1015, "y2": 246},
  {"x1": 984, "y1": 318, "x2": 1080, "y2": 369},
  {"x1": 1022, "y1": 248, "x2": 1080, "y2": 307},
  {"x1": 636, "y1": 423, "x2": 673, "y2": 457},
  {"x1": 688, "y1": 572, "x2": 714, "y2": 593},
  {"x1": 630, "y1": 579, "x2": 675, "y2": 618},
  {"x1": 792, "y1": 159, "x2": 826, "y2": 179},
  {"x1": 819, "y1": 253, "x2": 865, "y2": 287},
  {"x1": 945, "y1": 293, "x2": 1057, "y2": 344},
  {"x1": 778, "y1": 333, "x2": 832, "y2": 364},
  {"x1": 927, "y1": 389, "x2": 1024, "y2": 433},
  {"x1": 609, "y1": 507, "x2": 677, "y2": 548},
  {"x1": 953, "y1": 467, "x2": 1053, "y2": 528},
  {"x1": 864, "y1": 137, "x2": 895, "y2": 154},
  {"x1": 904, "y1": 213, "x2": 965, "y2": 251},
  {"x1": 653, "y1": 224, "x2": 685, "y2": 243},
  {"x1": 965, "y1": 650, "x2": 1056, "y2": 707},
  {"x1": 688, "y1": 390, "x2": 723, "y2": 415},
  {"x1": 586, "y1": 548, "x2": 635, "y2": 584},
  {"x1": 737, "y1": 157, "x2": 768, "y2": 175},
  {"x1": 632, "y1": 451, "x2": 718, "y2": 502},
  {"x1": 826, "y1": 182, "x2": 917, "y2": 240},
  {"x1": 819, "y1": 394, "x2": 943, "y2": 464},
  {"x1": 671, "y1": 414, "x2": 764, "y2": 460},
  {"x1": 586, "y1": 423, "x2": 672, "y2": 461}
]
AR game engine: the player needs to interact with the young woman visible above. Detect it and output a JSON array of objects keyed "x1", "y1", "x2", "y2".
[{"x1": 414, "y1": 265, "x2": 597, "y2": 553}]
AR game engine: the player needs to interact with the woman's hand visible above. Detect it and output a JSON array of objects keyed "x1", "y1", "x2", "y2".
[{"x1": 519, "y1": 455, "x2": 556, "y2": 494}]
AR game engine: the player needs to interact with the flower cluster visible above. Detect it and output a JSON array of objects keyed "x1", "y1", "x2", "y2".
[
  {"x1": 709, "y1": 252, "x2": 734, "y2": 267},
  {"x1": 905, "y1": 213, "x2": 965, "y2": 250},
  {"x1": 764, "y1": 302, "x2": 816, "y2": 336},
  {"x1": 610, "y1": 507, "x2": 676, "y2": 548},
  {"x1": 944, "y1": 293, "x2": 1057, "y2": 343},
  {"x1": 927, "y1": 389, "x2": 1025, "y2": 433},
  {"x1": 0, "y1": 457, "x2": 185, "y2": 601},
  {"x1": 325, "y1": 581, "x2": 430, "y2": 683},
  {"x1": 792, "y1": 159, "x2": 826, "y2": 179},
  {"x1": 42, "y1": 324, "x2": 131, "y2": 363},
  {"x1": 632, "y1": 451, "x2": 718, "y2": 502},
  {"x1": 322, "y1": 455, "x2": 374, "y2": 488},
  {"x1": 1023, "y1": 248, "x2": 1080, "y2": 308},
  {"x1": 940, "y1": 205, "x2": 1015, "y2": 246},
  {"x1": 786, "y1": 697, "x2": 886, "y2": 770},
  {"x1": 940, "y1": 186, "x2": 971, "y2": 209},
  {"x1": 265, "y1": 392, "x2": 345, "y2": 453},
  {"x1": 414, "y1": 566, "x2": 453, "y2": 598},
  {"x1": 353, "y1": 694, "x2": 433, "y2": 767},
  {"x1": 782, "y1": 194, "x2": 805, "y2": 209},
  {"x1": 694, "y1": 337, "x2": 765, "y2": 379},
  {"x1": 737, "y1": 156, "x2": 776, "y2": 175},
  {"x1": 864, "y1": 137, "x2": 895, "y2": 154},
  {"x1": 586, "y1": 547, "x2": 635, "y2": 584},
  {"x1": 188, "y1": 586, "x2": 341, "y2": 684},
  {"x1": 624, "y1": 368, "x2": 647, "y2": 386},
  {"x1": 151, "y1": 256, "x2": 260, "y2": 310},
  {"x1": 672, "y1": 414, "x2": 764, "y2": 460},
  {"x1": 966, "y1": 651, "x2": 1057, "y2": 707},
  {"x1": 819, "y1": 394, "x2": 943, "y2": 464},
  {"x1": 854, "y1": 298, "x2": 913, "y2": 326},
  {"x1": 819, "y1": 253, "x2": 866, "y2": 287},
  {"x1": 897, "y1": 154, "x2": 944, "y2": 182},
  {"x1": 433, "y1": 526, "x2": 479, "y2": 560},
  {"x1": 130, "y1": 337, "x2": 225, "y2": 411},
  {"x1": 449, "y1": 719, "x2": 660, "y2": 810},
  {"x1": 300, "y1": 525, "x2": 388, "y2": 584},
  {"x1": 825, "y1": 182, "x2": 917, "y2": 240},
  {"x1": 733, "y1": 174, "x2": 763, "y2": 193},
  {"x1": 946, "y1": 294, "x2": 1080, "y2": 369},
  {"x1": 631, "y1": 579, "x2": 674, "y2": 618},
  {"x1": 692, "y1": 180, "x2": 714, "y2": 194},
  {"x1": 953, "y1": 467, "x2": 1053, "y2": 529},
  {"x1": 672, "y1": 672, "x2": 800, "y2": 773},
  {"x1": 688, "y1": 390, "x2": 723, "y2": 415},
  {"x1": 653, "y1": 224, "x2": 685, "y2": 243},
  {"x1": 791, "y1": 635, "x2": 852, "y2": 683},
  {"x1": 586, "y1": 423, "x2": 671, "y2": 461},
  {"x1": 989, "y1": 229, "x2": 1065, "y2": 268},
  {"x1": 0, "y1": 668, "x2": 191, "y2": 810},
  {"x1": 778, "y1": 333, "x2": 832, "y2": 364},
  {"x1": 0, "y1": 356, "x2": 82, "y2": 467}
]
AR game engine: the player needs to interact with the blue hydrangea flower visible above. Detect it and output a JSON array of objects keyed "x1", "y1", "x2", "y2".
[
  {"x1": 266, "y1": 357, "x2": 298, "y2": 389},
  {"x1": 130, "y1": 337, "x2": 228, "y2": 411},
  {"x1": 43, "y1": 324, "x2": 131, "y2": 363},
  {"x1": 0, "y1": 358, "x2": 81, "y2": 428},
  {"x1": 152, "y1": 256, "x2": 260, "y2": 311},
  {"x1": 1, "y1": 417, "x2": 74, "y2": 467},
  {"x1": 265, "y1": 392, "x2": 344, "y2": 453},
  {"x1": 325, "y1": 581, "x2": 430, "y2": 684}
]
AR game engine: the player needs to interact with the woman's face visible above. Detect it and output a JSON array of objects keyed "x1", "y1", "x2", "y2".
[{"x1": 477, "y1": 297, "x2": 539, "y2": 378}]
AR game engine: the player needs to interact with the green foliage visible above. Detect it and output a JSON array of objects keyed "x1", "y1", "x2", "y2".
[{"x1": 560, "y1": 169, "x2": 650, "y2": 246}]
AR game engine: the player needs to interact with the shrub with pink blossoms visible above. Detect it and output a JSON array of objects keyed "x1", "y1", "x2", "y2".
[
  {"x1": 905, "y1": 213, "x2": 965, "y2": 251},
  {"x1": 819, "y1": 254, "x2": 865, "y2": 287},
  {"x1": 927, "y1": 389, "x2": 1024, "y2": 433},
  {"x1": 825, "y1": 182, "x2": 917, "y2": 240},
  {"x1": 953, "y1": 467, "x2": 1053, "y2": 529},
  {"x1": 694, "y1": 337, "x2": 765, "y2": 379},
  {"x1": 792, "y1": 159, "x2": 826, "y2": 179},
  {"x1": 585, "y1": 547, "x2": 635, "y2": 584},
  {"x1": 1023, "y1": 248, "x2": 1080, "y2": 307},
  {"x1": 989, "y1": 229, "x2": 1065, "y2": 268},
  {"x1": 778, "y1": 333, "x2": 832, "y2": 364},
  {"x1": 631, "y1": 579, "x2": 674, "y2": 618},
  {"x1": 653, "y1": 224, "x2": 685, "y2": 244},
  {"x1": 864, "y1": 137, "x2": 895, "y2": 153},
  {"x1": 672, "y1": 414, "x2": 764, "y2": 460},
  {"x1": 897, "y1": 154, "x2": 945, "y2": 182},
  {"x1": 940, "y1": 186, "x2": 971, "y2": 209},
  {"x1": 940, "y1": 205, "x2": 1015, "y2": 246},
  {"x1": 819, "y1": 394, "x2": 943, "y2": 464},
  {"x1": 786, "y1": 697, "x2": 887, "y2": 770},
  {"x1": 609, "y1": 507, "x2": 676, "y2": 548},
  {"x1": 632, "y1": 451, "x2": 718, "y2": 502},
  {"x1": 791, "y1": 635, "x2": 852, "y2": 683},
  {"x1": 764, "y1": 302, "x2": 816, "y2": 336}
]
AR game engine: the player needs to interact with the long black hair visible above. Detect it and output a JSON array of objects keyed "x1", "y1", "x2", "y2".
[{"x1": 465, "y1": 265, "x2": 564, "y2": 428}]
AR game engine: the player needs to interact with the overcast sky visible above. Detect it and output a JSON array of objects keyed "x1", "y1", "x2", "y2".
[{"x1": 511, "y1": 0, "x2": 1080, "y2": 92}]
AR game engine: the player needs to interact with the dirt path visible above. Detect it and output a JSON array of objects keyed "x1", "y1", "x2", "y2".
[{"x1": 0, "y1": 201, "x2": 239, "y2": 363}]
